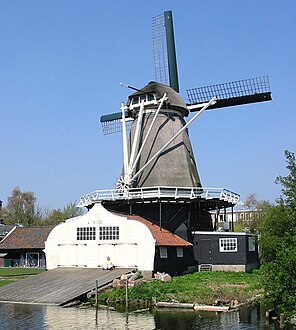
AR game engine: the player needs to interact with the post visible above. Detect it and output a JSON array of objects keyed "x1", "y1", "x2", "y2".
[
  {"x1": 231, "y1": 206, "x2": 234, "y2": 231},
  {"x1": 280, "y1": 314, "x2": 285, "y2": 329},
  {"x1": 159, "y1": 201, "x2": 162, "y2": 232},
  {"x1": 125, "y1": 279, "x2": 128, "y2": 309},
  {"x1": 95, "y1": 280, "x2": 98, "y2": 306}
]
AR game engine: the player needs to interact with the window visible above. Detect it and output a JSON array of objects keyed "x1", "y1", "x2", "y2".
[
  {"x1": 77, "y1": 227, "x2": 96, "y2": 240},
  {"x1": 248, "y1": 236, "x2": 256, "y2": 252},
  {"x1": 139, "y1": 94, "x2": 146, "y2": 102},
  {"x1": 147, "y1": 93, "x2": 155, "y2": 101},
  {"x1": 131, "y1": 93, "x2": 156, "y2": 106},
  {"x1": 132, "y1": 96, "x2": 139, "y2": 105},
  {"x1": 219, "y1": 238, "x2": 238, "y2": 252},
  {"x1": 26, "y1": 252, "x2": 40, "y2": 267},
  {"x1": 159, "y1": 247, "x2": 168, "y2": 258},
  {"x1": 99, "y1": 226, "x2": 119, "y2": 240},
  {"x1": 176, "y1": 247, "x2": 183, "y2": 258}
]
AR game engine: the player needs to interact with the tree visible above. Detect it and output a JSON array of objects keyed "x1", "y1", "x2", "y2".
[
  {"x1": 276, "y1": 150, "x2": 296, "y2": 211},
  {"x1": 1, "y1": 187, "x2": 39, "y2": 226},
  {"x1": 259, "y1": 150, "x2": 296, "y2": 318},
  {"x1": 62, "y1": 201, "x2": 83, "y2": 219},
  {"x1": 42, "y1": 202, "x2": 83, "y2": 225},
  {"x1": 0, "y1": 187, "x2": 83, "y2": 226},
  {"x1": 236, "y1": 194, "x2": 271, "y2": 233},
  {"x1": 244, "y1": 193, "x2": 259, "y2": 210}
]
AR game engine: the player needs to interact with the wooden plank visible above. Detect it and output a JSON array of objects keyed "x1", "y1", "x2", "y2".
[
  {"x1": 156, "y1": 302, "x2": 194, "y2": 309},
  {"x1": 193, "y1": 305, "x2": 230, "y2": 312},
  {"x1": 0, "y1": 267, "x2": 133, "y2": 305}
]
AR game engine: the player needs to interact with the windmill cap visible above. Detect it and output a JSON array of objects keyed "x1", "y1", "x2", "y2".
[{"x1": 127, "y1": 82, "x2": 189, "y2": 116}]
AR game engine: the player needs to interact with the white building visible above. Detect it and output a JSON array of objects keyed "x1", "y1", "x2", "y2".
[
  {"x1": 45, "y1": 202, "x2": 194, "y2": 276},
  {"x1": 211, "y1": 206, "x2": 261, "y2": 232}
]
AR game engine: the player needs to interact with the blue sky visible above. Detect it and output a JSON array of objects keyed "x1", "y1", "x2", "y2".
[{"x1": 0, "y1": 1, "x2": 295, "y2": 209}]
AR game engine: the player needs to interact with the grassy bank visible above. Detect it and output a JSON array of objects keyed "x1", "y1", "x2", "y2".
[
  {"x1": 0, "y1": 268, "x2": 45, "y2": 287},
  {"x1": 95, "y1": 270, "x2": 262, "y2": 306}
]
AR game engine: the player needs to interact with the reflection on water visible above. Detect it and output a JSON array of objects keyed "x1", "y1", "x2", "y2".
[
  {"x1": 153, "y1": 305, "x2": 271, "y2": 330},
  {"x1": 0, "y1": 304, "x2": 155, "y2": 330},
  {"x1": 0, "y1": 303, "x2": 277, "y2": 330}
]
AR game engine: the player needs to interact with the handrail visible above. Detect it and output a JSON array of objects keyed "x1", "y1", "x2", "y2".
[{"x1": 77, "y1": 186, "x2": 240, "y2": 208}]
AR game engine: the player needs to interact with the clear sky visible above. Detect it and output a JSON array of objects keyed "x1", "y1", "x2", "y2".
[{"x1": 0, "y1": 1, "x2": 295, "y2": 209}]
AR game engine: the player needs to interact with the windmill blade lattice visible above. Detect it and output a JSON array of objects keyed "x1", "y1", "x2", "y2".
[
  {"x1": 152, "y1": 13, "x2": 169, "y2": 86},
  {"x1": 186, "y1": 76, "x2": 271, "y2": 111},
  {"x1": 100, "y1": 111, "x2": 133, "y2": 135}
]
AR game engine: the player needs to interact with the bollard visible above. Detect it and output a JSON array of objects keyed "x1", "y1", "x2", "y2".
[{"x1": 279, "y1": 313, "x2": 285, "y2": 329}]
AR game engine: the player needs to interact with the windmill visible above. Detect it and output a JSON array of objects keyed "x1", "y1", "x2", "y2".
[{"x1": 87, "y1": 11, "x2": 271, "y2": 238}]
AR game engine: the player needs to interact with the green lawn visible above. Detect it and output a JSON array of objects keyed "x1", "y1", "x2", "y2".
[
  {"x1": 96, "y1": 270, "x2": 262, "y2": 306},
  {"x1": 0, "y1": 268, "x2": 45, "y2": 287}
]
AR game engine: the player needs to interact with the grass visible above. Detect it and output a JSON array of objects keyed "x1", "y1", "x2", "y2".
[
  {"x1": 0, "y1": 268, "x2": 45, "y2": 287},
  {"x1": 0, "y1": 268, "x2": 262, "y2": 307},
  {"x1": 96, "y1": 270, "x2": 262, "y2": 306}
]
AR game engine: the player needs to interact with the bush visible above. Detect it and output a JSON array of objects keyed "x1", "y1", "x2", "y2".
[{"x1": 259, "y1": 150, "x2": 296, "y2": 318}]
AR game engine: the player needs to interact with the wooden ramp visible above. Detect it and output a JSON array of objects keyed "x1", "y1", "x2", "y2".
[{"x1": 0, "y1": 267, "x2": 133, "y2": 306}]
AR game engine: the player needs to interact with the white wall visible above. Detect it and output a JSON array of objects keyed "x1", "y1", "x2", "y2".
[{"x1": 45, "y1": 203, "x2": 156, "y2": 272}]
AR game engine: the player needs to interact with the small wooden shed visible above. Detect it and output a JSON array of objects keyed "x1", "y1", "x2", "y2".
[{"x1": 192, "y1": 231, "x2": 259, "y2": 272}]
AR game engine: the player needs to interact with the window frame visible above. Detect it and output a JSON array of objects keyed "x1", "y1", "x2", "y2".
[
  {"x1": 159, "y1": 246, "x2": 168, "y2": 259},
  {"x1": 77, "y1": 227, "x2": 96, "y2": 241},
  {"x1": 219, "y1": 237, "x2": 238, "y2": 253},
  {"x1": 176, "y1": 247, "x2": 183, "y2": 258},
  {"x1": 99, "y1": 226, "x2": 119, "y2": 241},
  {"x1": 248, "y1": 236, "x2": 256, "y2": 252}
]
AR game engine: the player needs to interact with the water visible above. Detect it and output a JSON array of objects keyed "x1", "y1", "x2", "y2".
[{"x1": 0, "y1": 303, "x2": 278, "y2": 330}]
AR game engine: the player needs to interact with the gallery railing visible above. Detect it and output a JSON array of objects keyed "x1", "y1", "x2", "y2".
[{"x1": 77, "y1": 186, "x2": 240, "y2": 208}]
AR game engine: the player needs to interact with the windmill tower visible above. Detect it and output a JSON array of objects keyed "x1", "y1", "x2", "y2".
[{"x1": 80, "y1": 11, "x2": 272, "y2": 241}]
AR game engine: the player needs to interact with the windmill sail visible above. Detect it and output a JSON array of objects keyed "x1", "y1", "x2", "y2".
[
  {"x1": 153, "y1": 11, "x2": 179, "y2": 92},
  {"x1": 187, "y1": 76, "x2": 272, "y2": 111},
  {"x1": 100, "y1": 111, "x2": 133, "y2": 135}
]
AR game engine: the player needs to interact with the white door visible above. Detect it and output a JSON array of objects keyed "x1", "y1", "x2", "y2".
[
  {"x1": 78, "y1": 244, "x2": 87, "y2": 267},
  {"x1": 98, "y1": 244, "x2": 115, "y2": 267},
  {"x1": 113, "y1": 243, "x2": 137, "y2": 268},
  {"x1": 58, "y1": 244, "x2": 79, "y2": 267}
]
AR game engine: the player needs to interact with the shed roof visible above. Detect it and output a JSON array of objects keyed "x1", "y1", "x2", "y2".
[
  {"x1": 127, "y1": 214, "x2": 192, "y2": 247},
  {"x1": 0, "y1": 227, "x2": 53, "y2": 250}
]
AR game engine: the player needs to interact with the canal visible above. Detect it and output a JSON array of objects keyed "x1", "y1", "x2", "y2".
[{"x1": 0, "y1": 303, "x2": 281, "y2": 329}]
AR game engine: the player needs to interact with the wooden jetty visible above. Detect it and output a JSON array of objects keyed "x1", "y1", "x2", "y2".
[{"x1": 0, "y1": 267, "x2": 133, "y2": 306}]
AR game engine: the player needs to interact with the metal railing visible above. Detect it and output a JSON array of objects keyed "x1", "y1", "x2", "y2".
[{"x1": 77, "y1": 186, "x2": 240, "y2": 208}]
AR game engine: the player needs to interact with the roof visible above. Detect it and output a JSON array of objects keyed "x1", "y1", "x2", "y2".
[
  {"x1": 127, "y1": 82, "x2": 189, "y2": 116},
  {"x1": 192, "y1": 231, "x2": 256, "y2": 237},
  {"x1": 0, "y1": 226, "x2": 53, "y2": 250},
  {"x1": 127, "y1": 214, "x2": 192, "y2": 247},
  {"x1": 0, "y1": 224, "x2": 15, "y2": 241}
]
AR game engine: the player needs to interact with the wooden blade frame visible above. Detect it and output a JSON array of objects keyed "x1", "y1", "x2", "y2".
[
  {"x1": 100, "y1": 111, "x2": 133, "y2": 135},
  {"x1": 186, "y1": 76, "x2": 272, "y2": 111},
  {"x1": 152, "y1": 11, "x2": 179, "y2": 92}
]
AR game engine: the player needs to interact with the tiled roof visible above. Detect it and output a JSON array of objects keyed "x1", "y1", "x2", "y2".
[
  {"x1": 0, "y1": 225, "x2": 15, "y2": 240},
  {"x1": 0, "y1": 227, "x2": 53, "y2": 250},
  {"x1": 127, "y1": 214, "x2": 192, "y2": 247}
]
